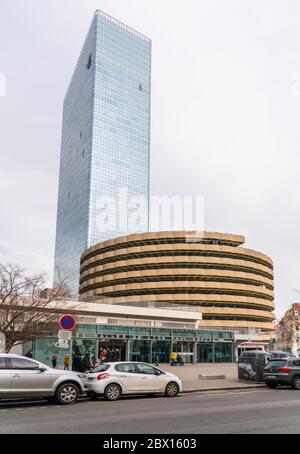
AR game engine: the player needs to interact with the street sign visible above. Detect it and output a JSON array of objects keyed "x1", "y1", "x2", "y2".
[
  {"x1": 59, "y1": 315, "x2": 76, "y2": 331},
  {"x1": 0, "y1": 332, "x2": 5, "y2": 353},
  {"x1": 58, "y1": 330, "x2": 72, "y2": 341},
  {"x1": 55, "y1": 339, "x2": 69, "y2": 349}
]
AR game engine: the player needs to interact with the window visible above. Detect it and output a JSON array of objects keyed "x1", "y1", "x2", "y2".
[
  {"x1": 11, "y1": 358, "x2": 40, "y2": 370},
  {"x1": 267, "y1": 360, "x2": 287, "y2": 368},
  {"x1": 80, "y1": 131, "x2": 83, "y2": 139},
  {"x1": 136, "y1": 364, "x2": 156, "y2": 375},
  {"x1": 0, "y1": 358, "x2": 7, "y2": 369},
  {"x1": 293, "y1": 360, "x2": 300, "y2": 367},
  {"x1": 91, "y1": 364, "x2": 110, "y2": 373},
  {"x1": 115, "y1": 363, "x2": 136, "y2": 373},
  {"x1": 82, "y1": 149, "x2": 85, "y2": 157},
  {"x1": 138, "y1": 83, "x2": 142, "y2": 91}
]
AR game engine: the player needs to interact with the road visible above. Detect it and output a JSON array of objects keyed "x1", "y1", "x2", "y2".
[{"x1": 1, "y1": 388, "x2": 300, "y2": 434}]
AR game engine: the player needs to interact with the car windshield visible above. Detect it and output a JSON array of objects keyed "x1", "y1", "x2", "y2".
[
  {"x1": 266, "y1": 360, "x2": 287, "y2": 367},
  {"x1": 90, "y1": 364, "x2": 110, "y2": 374}
]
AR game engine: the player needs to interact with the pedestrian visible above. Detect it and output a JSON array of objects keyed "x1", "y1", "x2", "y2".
[
  {"x1": 106, "y1": 347, "x2": 112, "y2": 362},
  {"x1": 114, "y1": 348, "x2": 120, "y2": 362},
  {"x1": 111, "y1": 347, "x2": 116, "y2": 362},
  {"x1": 51, "y1": 354, "x2": 58, "y2": 369},
  {"x1": 25, "y1": 350, "x2": 33, "y2": 359},
  {"x1": 100, "y1": 347, "x2": 107, "y2": 363},
  {"x1": 63, "y1": 355, "x2": 70, "y2": 371},
  {"x1": 82, "y1": 353, "x2": 92, "y2": 372},
  {"x1": 72, "y1": 354, "x2": 84, "y2": 372}
]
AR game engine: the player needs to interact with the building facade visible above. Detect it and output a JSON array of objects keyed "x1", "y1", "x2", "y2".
[
  {"x1": 79, "y1": 231, "x2": 275, "y2": 341},
  {"x1": 54, "y1": 10, "x2": 151, "y2": 295},
  {"x1": 276, "y1": 304, "x2": 300, "y2": 355},
  {"x1": 22, "y1": 302, "x2": 234, "y2": 366}
]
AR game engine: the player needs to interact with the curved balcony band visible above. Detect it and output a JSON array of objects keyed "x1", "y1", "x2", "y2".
[{"x1": 79, "y1": 231, "x2": 275, "y2": 332}]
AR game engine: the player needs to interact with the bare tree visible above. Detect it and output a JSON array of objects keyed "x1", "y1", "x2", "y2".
[{"x1": 0, "y1": 263, "x2": 70, "y2": 352}]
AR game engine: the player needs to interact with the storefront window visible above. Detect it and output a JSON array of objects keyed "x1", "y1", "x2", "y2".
[
  {"x1": 172, "y1": 341, "x2": 194, "y2": 364},
  {"x1": 131, "y1": 340, "x2": 151, "y2": 363},
  {"x1": 34, "y1": 338, "x2": 69, "y2": 368},
  {"x1": 151, "y1": 341, "x2": 171, "y2": 363},
  {"x1": 197, "y1": 342, "x2": 214, "y2": 363},
  {"x1": 214, "y1": 342, "x2": 233, "y2": 363},
  {"x1": 72, "y1": 339, "x2": 97, "y2": 365}
]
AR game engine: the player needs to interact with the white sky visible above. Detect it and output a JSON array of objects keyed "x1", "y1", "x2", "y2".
[{"x1": 1, "y1": 0, "x2": 300, "y2": 317}]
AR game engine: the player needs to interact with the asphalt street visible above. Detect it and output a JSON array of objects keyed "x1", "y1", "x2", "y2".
[{"x1": 1, "y1": 388, "x2": 300, "y2": 434}]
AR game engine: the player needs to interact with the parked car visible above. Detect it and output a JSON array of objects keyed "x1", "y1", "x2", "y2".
[
  {"x1": 268, "y1": 351, "x2": 291, "y2": 359},
  {"x1": 238, "y1": 350, "x2": 273, "y2": 382},
  {"x1": 86, "y1": 361, "x2": 182, "y2": 401},
  {"x1": 0, "y1": 353, "x2": 88, "y2": 404},
  {"x1": 263, "y1": 357, "x2": 300, "y2": 389}
]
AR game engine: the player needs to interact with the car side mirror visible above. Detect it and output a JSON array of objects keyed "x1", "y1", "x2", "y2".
[
  {"x1": 155, "y1": 370, "x2": 161, "y2": 376},
  {"x1": 39, "y1": 367, "x2": 47, "y2": 373}
]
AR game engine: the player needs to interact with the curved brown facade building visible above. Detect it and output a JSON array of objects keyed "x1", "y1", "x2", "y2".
[{"x1": 79, "y1": 231, "x2": 275, "y2": 332}]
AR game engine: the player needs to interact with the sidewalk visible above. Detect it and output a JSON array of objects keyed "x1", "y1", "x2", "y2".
[{"x1": 157, "y1": 363, "x2": 265, "y2": 392}]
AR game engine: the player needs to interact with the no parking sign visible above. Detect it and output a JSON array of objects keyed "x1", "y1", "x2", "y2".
[{"x1": 59, "y1": 314, "x2": 76, "y2": 331}]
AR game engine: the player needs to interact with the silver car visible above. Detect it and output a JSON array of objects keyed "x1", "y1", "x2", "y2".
[{"x1": 0, "y1": 353, "x2": 88, "y2": 405}]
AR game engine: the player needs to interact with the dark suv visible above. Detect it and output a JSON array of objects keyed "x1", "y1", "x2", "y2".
[{"x1": 263, "y1": 357, "x2": 300, "y2": 389}]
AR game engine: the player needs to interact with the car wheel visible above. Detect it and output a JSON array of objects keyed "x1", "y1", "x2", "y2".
[
  {"x1": 292, "y1": 376, "x2": 300, "y2": 390},
  {"x1": 104, "y1": 384, "x2": 121, "y2": 401},
  {"x1": 55, "y1": 382, "x2": 79, "y2": 405},
  {"x1": 266, "y1": 381, "x2": 277, "y2": 389},
  {"x1": 165, "y1": 381, "x2": 179, "y2": 397}
]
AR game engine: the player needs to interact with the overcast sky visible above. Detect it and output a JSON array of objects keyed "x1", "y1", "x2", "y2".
[{"x1": 1, "y1": 0, "x2": 300, "y2": 316}]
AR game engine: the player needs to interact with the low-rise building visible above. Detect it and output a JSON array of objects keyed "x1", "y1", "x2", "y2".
[{"x1": 276, "y1": 304, "x2": 300, "y2": 355}]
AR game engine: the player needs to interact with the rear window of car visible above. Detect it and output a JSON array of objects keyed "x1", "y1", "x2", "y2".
[
  {"x1": 90, "y1": 364, "x2": 110, "y2": 373},
  {"x1": 115, "y1": 363, "x2": 136, "y2": 373},
  {"x1": 266, "y1": 360, "x2": 287, "y2": 367}
]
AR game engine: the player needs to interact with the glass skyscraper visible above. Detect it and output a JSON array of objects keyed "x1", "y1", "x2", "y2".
[{"x1": 54, "y1": 11, "x2": 151, "y2": 296}]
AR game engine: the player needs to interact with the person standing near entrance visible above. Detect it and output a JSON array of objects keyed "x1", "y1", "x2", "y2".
[
  {"x1": 72, "y1": 354, "x2": 84, "y2": 372},
  {"x1": 106, "y1": 347, "x2": 112, "y2": 362},
  {"x1": 99, "y1": 348, "x2": 106, "y2": 363},
  {"x1": 51, "y1": 354, "x2": 58, "y2": 369},
  {"x1": 114, "y1": 348, "x2": 120, "y2": 362}
]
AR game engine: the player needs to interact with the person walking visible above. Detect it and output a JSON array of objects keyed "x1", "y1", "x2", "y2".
[
  {"x1": 51, "y1": 354, "x2": 58, "y2": 369},
  {"x1": 82, "y1": 353, "x2": 92, "y2": 372},
  {"x1": 111, "y1": 347, "x2": 116, "y2": 362},
  {"x1": 25, "y1": 350, "x2": 33, "y2": 359},
  {"x1": 63, "y1": 355, "x2": 70, "y2": 371}
]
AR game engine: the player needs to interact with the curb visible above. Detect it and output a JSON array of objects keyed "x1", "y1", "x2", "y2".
[{"x1": 181, "y1": 384, "x2": 266, "y2": 393}]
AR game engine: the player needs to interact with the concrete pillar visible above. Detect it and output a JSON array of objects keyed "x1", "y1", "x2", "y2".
[
  {"x1": 126, "y1": 340, "x2": 131, "y2": 361},
  {"x1": 193, "y1": 341, "x2": 197, "y2": 364}
]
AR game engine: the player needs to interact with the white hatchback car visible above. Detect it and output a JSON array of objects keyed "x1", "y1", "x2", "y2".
[{"x1": 86, "y1": 362, "x2": 182, "y2": 401}]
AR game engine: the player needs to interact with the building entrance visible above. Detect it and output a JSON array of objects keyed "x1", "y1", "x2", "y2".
[{"x1": 98, "y1": 340, "x2": 126, "y2": 361}]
